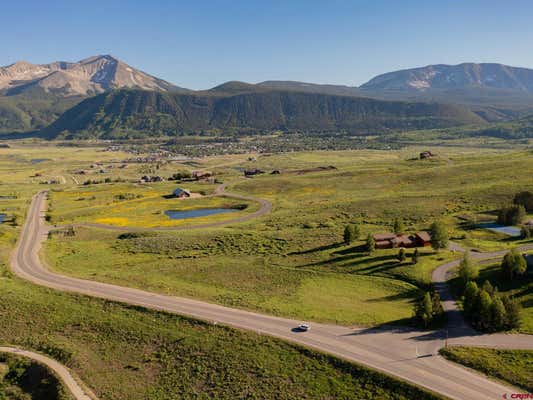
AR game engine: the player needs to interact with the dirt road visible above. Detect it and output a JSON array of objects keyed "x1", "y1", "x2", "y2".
[{"x1": 0, "y1": 346, "x2": 96, "y2": 400}]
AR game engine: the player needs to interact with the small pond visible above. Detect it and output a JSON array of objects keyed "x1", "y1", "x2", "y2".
[
  {"x1": 478, "y1": 222, "x2": 522, "y2": 237},
  {"x1": 164, "y1": 208, "x2": 238, "y2": 220},
  {"x1": 0, "y1": 214, "x2": 6, "y2": 224}
]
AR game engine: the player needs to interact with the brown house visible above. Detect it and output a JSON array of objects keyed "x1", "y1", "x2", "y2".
[
  {"x1": 373, "y1": 231, "x2": 431, "y2": 249},
  {"x1": 414, "y1": 231, "x2": 432, "y2": 247}
]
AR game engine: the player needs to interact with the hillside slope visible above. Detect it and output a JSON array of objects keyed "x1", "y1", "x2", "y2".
[{"x1": 42, "y1": 88, "x2": 486, "y2": 139}]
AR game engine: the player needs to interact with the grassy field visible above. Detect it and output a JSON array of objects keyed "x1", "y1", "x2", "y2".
[
  {"x1": 48, "y1": 182, "x2": 255, "y2": 228},
  {"x1": 1, "y1": 141, "x2": 533, "y2": 398},
  {"x1": 440, "y1": 346, "x2": 533, "y2": 392},
  {"x1": 41, "y1": 146, "x2": 533, "y2": 327},
  {"x1": 0, "y1": 142, "x2": 452, "y2": 399}
]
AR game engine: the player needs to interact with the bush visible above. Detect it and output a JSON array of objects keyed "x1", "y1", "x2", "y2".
[{"x1": 114, "y1": 193, "x2": 142, "y2": 201}]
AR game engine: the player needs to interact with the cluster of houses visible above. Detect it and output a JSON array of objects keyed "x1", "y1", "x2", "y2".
[{"x1": 373, "y1": 231, "x2": 432, "y2": 249}]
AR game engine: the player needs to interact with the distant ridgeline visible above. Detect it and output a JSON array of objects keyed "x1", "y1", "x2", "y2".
[
  {"x1": 40, "y1": 88, "x2": 484, "y2": 139},
  {"x1": 3, "y1": 57, "x2": 533, "y2": 139}
]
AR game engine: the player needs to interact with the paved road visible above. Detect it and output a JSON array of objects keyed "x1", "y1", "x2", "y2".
[
  {"x1": 11, "y1": 191, "x2": 533, "y2": 400},
  {"x1": 0, "y1": 346, "x2": 96, "y2": 400},
  {"x1": 63, "y1": 183, "x2": 272, "y2": 232}
]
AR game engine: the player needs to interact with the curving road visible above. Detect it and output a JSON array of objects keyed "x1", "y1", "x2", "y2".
[
  {"x1": 0, "y1": 346, "x2": 96, "y2": 400},
  {"x1": 11, "y1": 191, "x2": 533, "y2": 400}
]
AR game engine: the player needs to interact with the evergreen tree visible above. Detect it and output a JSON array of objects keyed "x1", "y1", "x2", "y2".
[
  {"x1": 514, "y1": 190, "x2": 533, "y2": 212},
  {"x1": 393, "y1": 218, "x2": 405, "y2": 234},
  {"x1": 478, "y1": 290, "x2": 493, "y2": 330},
  {"x1": 415, "y1": 292, "x2": 433, "y2": 327},
  {"x1": 481, "y1": 280, "x2": 494, "y2": 296},
  {"x1": 430, "y1": 291, "x2": 444, "y2": 317},
  {"x1": 343, "y1": 225, "x2": 356, "y2": 245},
  {"x1": 490, "y1": 296, "x2": 506, "y2": 331},
  {"x1": 365, "y1": 233, "x2": 375, "y2": 253},
  {"x1": 397, "y1": 248, "x2": 406, "y2": 262},
  {"x1": 463, "y1": 281, "x2": 479, "y2": 316},
  {"x1": 411, "y1": 248, "x2": 419, "y2": 264},
  {"x1": 430, "y1": 221, "x2": 449, "y2": 251},
  {"x1": 501, "y1": 295, "x2": 522, "y2": 330}
]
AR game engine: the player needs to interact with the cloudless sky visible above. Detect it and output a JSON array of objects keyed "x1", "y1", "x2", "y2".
[{"x1": 2, "y1": 0, "x2": 533, "y2": 89}]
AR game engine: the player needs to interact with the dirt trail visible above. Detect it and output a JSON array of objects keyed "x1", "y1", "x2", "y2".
[{"x1": 0, "y1": 346, "x2": 97, "y2": 400}]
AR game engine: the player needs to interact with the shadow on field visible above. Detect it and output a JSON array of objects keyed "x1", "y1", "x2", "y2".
[
  {"x1": 288, "y1": 242, "x2": 344, "y2": 255},
  {"x1": 365, "y1": 287, "x2": 421, "y2": 302}
]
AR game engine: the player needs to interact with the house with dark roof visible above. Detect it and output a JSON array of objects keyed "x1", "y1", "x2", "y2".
[{"x1": 172, "y1": 188, "x2": 191, "y2": 198}]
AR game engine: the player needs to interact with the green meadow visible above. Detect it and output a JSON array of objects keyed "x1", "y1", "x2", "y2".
[
  {"x1": 0, "y1": 146, "x2": 445, "y2": 399},
  {"x1": 440, "y1": 347, "x2": 533, "y2": 392},
  {"x1": 1, "y1": 141, "x2": 532, "y2": 398},
  {"x1": 42, "y1": 146, "x2": 533, "y2": 327}
]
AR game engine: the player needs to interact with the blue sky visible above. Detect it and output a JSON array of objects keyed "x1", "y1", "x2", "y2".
[{"x1": 2, "y1": 0, "x2": 533, "y2": 89}]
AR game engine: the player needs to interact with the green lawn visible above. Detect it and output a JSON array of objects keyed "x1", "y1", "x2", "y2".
[{"x1": 440, "y1": 346, "x2": 533, "y2": 392}]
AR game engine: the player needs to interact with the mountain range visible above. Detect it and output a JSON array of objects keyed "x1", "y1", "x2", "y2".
[
  {"x1": 2, "y1": 56, "x2": 533, "y2": 138},
  {"x1": 0, "y1": 55, "x2": 184, "y2": 96}
]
